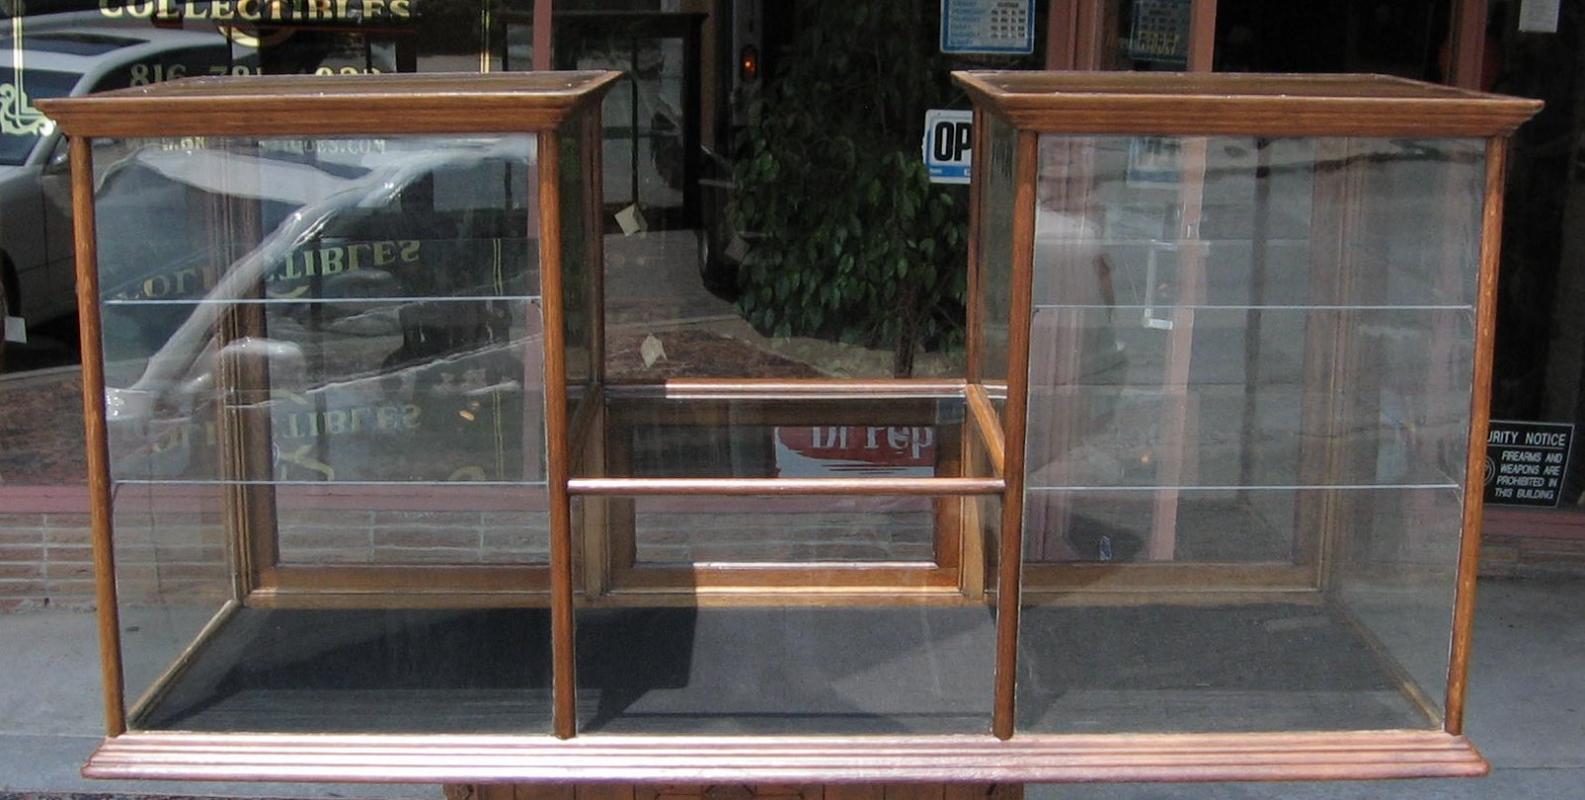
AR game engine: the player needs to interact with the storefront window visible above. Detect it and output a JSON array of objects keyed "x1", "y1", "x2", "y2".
[{"x1": 1488, "y1": 1, "x2": 1585, "y2": 511}]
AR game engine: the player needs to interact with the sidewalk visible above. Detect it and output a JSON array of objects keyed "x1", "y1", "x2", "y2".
[
  {"x1": 1, "y1": 577, "x2": 1580, "y2": 799},
  {"x1": 0, "y1": 609, "x2": 431, "y2": 799}
]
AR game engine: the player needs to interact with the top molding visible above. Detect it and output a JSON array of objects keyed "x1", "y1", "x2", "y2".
[
  {"x1": 38, "y1": 71, "x2": 623, "y2": 138},
  {"x1": 953, "y1": 71, "x2": 1542, "y2": 138}
]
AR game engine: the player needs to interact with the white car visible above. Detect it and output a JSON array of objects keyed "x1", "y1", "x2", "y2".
[{"x1": 0, "y1": 22, "x2": 249, "y2": 362}]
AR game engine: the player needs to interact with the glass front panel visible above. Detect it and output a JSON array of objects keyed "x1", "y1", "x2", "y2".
[
  {"x1": 113, "y1": 480, "x2": 230, "y2": 721},
  {"x1": 94, "y1": 133, "x2": 553, "y2": 735},
  {"x1": 575, "y1": 599, "x2": 995, "y2": 735},
  {"x1": 1018, "y1": 134, "x2": 1485, "y2": 733}
]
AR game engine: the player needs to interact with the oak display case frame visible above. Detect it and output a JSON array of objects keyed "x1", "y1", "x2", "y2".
[{"x1": 41, "y1": 70, "x2": 1538, "y2": 785}]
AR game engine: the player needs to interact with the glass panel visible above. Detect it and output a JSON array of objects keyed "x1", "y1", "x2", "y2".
[
  {"x1": 975, "y1": 115, "x2": 1018, "y2": 402},
  {"x1": 100, "y1": 299, "x2": 544, "y2": 486},
  {"x1": 630, "y1": 495, "x2": 938, "y2": 564},
  {"x1": 1026, "y1": 307, "x2": 1474, "y2": 496},
  {"x1": 1330, "y1": 486, "x2": 1466, "y2": 720},
  {"x1": 601, "y1": 396, "x2": 963, "y2": 479},
  {"x1": 1106, "y1": 0, "x2": 1194, "y2": 71},
  {"x1": 113, "y1": 481, "x2": 230, "y2": 722},
  {"x1": 273, "y1": 487, "x2": 548, "y2": 566},
  {"x1": 533, "y1": 3, "x2": 984, "y2": 383},
  {"x1": 96, "y1": 133, "x2": 554, "y2": 735},
  {"x1": 1017, "y1": 493, "x2": 1445, "y2": 734},
  {"x1": 94, "y1": 135, "x2": 544, "y2": 488},
  {"x1": 575, "y1": 602, "x2": 995, "y2": 734},
  {"x1": 1028, "y1": 487, "x2": 1316, "y2": 565},
  {"x1": 1017, "y1": 134, "x2": 1485, "y2": 733},
  {"x1": 131, "y1": 605, "x2": 553, "y2": 733},
  {"x1": 1490, "y1": 21, "x2": 1585, "y2": 509},
  {"x1": 559, "y1": 116, "x2": 595, "y2": 397},
  {"x1": 554, "y1": 12, "x2": 693, "y2": 221}
]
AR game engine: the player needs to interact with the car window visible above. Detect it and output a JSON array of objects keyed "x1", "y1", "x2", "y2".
[
  {"x1": 90, "y1": 43, "x2": 241, "y2": 93},
  {"x1": 0, "y1": 66, "x2": 78, "y2": 166}
]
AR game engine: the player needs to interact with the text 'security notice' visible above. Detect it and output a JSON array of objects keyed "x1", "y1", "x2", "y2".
[{"x1": 1485, "y1": 420, "x2": 1573, "y2": 508}]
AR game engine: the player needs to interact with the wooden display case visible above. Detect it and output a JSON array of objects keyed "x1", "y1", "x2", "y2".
[{"x1": 39, "y1": 71, "x2": 1538, "y2": 784}]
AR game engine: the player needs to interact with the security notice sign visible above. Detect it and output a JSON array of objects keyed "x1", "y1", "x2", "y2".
[
  {"x1": 1485, "y1": 420, "x2": 1574, "y2": 507},
  {"x1": 940, "y1": 0, "x2": 1035, "y2": 55},
  {"x1": 923, "y1": 109, "x2": 973, "y2": 184}
]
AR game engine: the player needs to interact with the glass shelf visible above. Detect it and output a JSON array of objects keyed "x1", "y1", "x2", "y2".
[{"x1": 104, "y1": 295, "x2": 544, "y2": 306}]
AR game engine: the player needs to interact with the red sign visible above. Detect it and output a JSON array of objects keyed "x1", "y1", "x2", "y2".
[{"x1": 773, "y1": 425, "x2": 936, "y2": 477}]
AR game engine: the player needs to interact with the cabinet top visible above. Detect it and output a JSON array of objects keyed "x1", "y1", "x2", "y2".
[
  {"x1": 38, "y1": 70, "x2": 622, "y2": 138},
  {"x1": 954, "y1": 71, "x2": 1541, "y2": 138}
]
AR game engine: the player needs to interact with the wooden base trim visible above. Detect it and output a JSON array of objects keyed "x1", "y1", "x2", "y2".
[
  {"x1": 85, "y1": 730, "x2": 1487, "y2": 784},
  {"x1": 443, "y1": 782, "x2": 1022, "y2": 800}
]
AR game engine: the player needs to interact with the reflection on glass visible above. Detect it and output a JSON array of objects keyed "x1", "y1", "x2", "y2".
[
  {"x1": 550, "y1": 10, "x2": 699, "y2": 226},
  {"x1": 602, "y1": 396, "x2": 963, "y2": 479},
  {"x1": 1017, "y1": 134, "x2": 1485, "y2": 734},
  {"x1": 93, "y1": 135, "x2": 544, "y2": 487}
]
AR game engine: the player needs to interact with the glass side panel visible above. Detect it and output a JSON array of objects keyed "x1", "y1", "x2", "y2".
[
  {"x1": 974, "y1": 115, "x2": 1018, "y2": 403},
  {"x1": 1017, "y1": 134, "x2": 1486, "y2": 733},
  {"x1": 96, "y1": 134, "x2": 553, "y2": 735},
  {"x1": 559, "y1": 116, "x2": 596, "y2": 397}
]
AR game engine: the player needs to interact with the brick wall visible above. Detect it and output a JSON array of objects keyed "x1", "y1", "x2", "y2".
[
  {"x1": 0, "y1": 487, "x2": 559, "y2": 611},
  {"x1": 1481, "y1": 533, "x2": 1585, "y2": 575},
  {"x1": 0, "y1": 512, "x2": 95, "y2": 612}
]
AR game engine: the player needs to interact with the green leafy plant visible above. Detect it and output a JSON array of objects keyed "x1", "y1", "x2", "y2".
[{"x1": 730, "y1": 1, "x2": 968, "y2": 376}]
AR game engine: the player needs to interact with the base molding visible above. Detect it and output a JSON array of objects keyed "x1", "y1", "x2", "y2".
[
  {"x1": 84, "y1": 730, "x2": 1487, "y2": 784},
  {"x1": 443, "y1": 783, "x2": 1023, "y2": 800}
]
